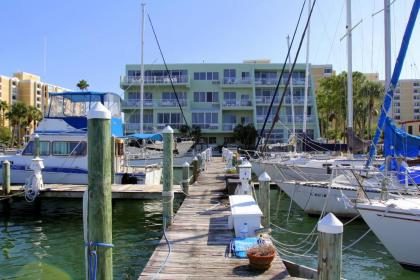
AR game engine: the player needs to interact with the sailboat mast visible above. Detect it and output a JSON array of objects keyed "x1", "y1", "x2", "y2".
[
  {"x1": 346, "y1": 0, "x2": 353, "y2": 152},
  {"x1": 302, "y1": 0, "x2": 311, "y2": 134},
  {"x1": 287, "y1": 35, "x2": 296, "y2": 153},
  {"x1": 140, "y1": 3, "x2": 145, "y2": 134},
  {"x1": 384, "y1": 0, "x2": 392, "y2": 117}
]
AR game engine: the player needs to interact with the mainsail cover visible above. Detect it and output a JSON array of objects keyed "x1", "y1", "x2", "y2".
[{"x1": 384, "y1": 117, "x2": 420, "y2": 158}]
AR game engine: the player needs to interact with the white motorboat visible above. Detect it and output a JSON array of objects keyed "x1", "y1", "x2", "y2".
[
  {"x1": 357, "y1": 197, "x2": 420, "y2": 271},
  {"x1": 0, "y1": 91, "x2": 162, "y2": 185}
]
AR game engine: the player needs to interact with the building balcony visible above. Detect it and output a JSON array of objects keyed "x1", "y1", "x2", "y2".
[
  {"x1": 255, "y1": 96, "x2": 279, "y2": 104},
  {"x1": 222, "y1": 100, "x2": 253, "y2": 109},
  {"x1": 192, "y1": 123, "x2": 219, "y2": 130},
  {"x1": 125, "y1": 123, "x2": 154, "y2": 133},
  {"x1": 121, "y1": 99, "x2": 154, "y2": 109},
  {"x1": 223, "y1": 123, "x2": 237, "y2": 131},
  {"x1": 256, "y1": 115, "x2": 315, "y2": 124},
  {"x1": 222, "y1": 77, "x2": 253, "y2": 88},
  {"x1": 122, "y1": 99, "x2": 187, "y2": 110},
  {"x1": 191, "y1": 102, "x2": 220, "y2": 109},
  {"x1": 284, "y1": 97, "x2": 312, "y2": 105},
  {"x1": 120, "y1": 75, "x2": 190, "y2": 88},
  {"x1": 156, "y1": 123, "x2": 182, "y2": 130}
]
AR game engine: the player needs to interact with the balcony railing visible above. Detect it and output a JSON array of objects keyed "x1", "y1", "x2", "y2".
[
  {"x1": 121, "y1": 99, "x2": 153, "y2": 108},
  {"x1": 285, "y1": 97, "x2": 312, "y2": 105},
  {"x1": 223, "y1": 77, "x2": 252, "y2": 85},
  {"x1": 125, "y1": 123, "x2": 154, "y2": 132},
  {"x1": 223, "y1": 123, "x2": 237, "y2": 131},
  {"x1": 256, "y1": 115, "x2": 315, "y2": 124},
  {"x1": 156, "y1": 123, "x2": 182, "y2": 129},
  {"x1": 222, "y1": 100, "x2": 252, "y2": 107},
  {"x1": 157, "y1": 99, "x2": 187, "y2": 107},
  {"x1": 192, "y1": 123, "x2": 219, "y2": 130},
  {"x1": 121, "y1": 75, "x2": 189, "y2": 86},
  {"x1": 121, "y1": 99, "x2": 187, "y2": 109},
  {"x1": 255, "y1": 96, "x2": 279, "y2": 104}
]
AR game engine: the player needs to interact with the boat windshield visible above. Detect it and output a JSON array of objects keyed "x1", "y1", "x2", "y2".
[{"x1": 47, "y1": 92, "x2": 121, "y2": 118}]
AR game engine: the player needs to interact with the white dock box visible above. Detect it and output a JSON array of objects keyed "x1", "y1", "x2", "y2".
[{"x1": 229, "y1": 195, "x2": 263, "y2": 237}]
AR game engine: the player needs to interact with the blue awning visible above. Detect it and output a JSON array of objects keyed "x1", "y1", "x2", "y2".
[{"x1": 122, "y1": 133, "x2": 163, "y2": 141}]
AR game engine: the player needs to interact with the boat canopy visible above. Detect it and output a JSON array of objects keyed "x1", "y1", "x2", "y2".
[
  {"x1": 384, "y1": 117, "x2": 420, "y2": 158},
  {"x1": 47, "y1": 91, "x2": 121, "y2": 118},
  {"x1": 122, "y1": 133, "x2": 163, "y2": 141}
]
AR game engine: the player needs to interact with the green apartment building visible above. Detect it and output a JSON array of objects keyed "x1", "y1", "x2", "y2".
[{"x1": 120, "y1": 61, "x2": 321, "y2": 145}]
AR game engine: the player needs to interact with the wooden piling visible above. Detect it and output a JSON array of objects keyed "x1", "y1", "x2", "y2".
[
  {"x1": 182, "y1": 161, "x2": 190, "y2": 195},
  {"x1": 162, "y1": 126, "x2": 174, "y2": 228},
  {"x1": 192, "y1": 156, "x2": 199, "y2": 183},
  {"x1": 34, "y1": 134, "x2": 40, "y2": 158},
  {"x1": 87, "y1": 103, "x2": 113, "y2": 279},
  {"x1": 258, "y1": 172, "x2": 271, "y2": 228},
  {"x1": 2, "y1": 160, "x2": 10, "y2": 195},
  {"x1": 111, "y1": 136, "x2": 115, "y2": 184},
  {"x1": 317, "y1": 213, "x2": 343, "y2": 280}
]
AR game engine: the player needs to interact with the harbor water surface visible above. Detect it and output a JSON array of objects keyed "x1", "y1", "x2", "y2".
[{"x1": 0, "y1": 188, "x2": 418, "y2": 279}]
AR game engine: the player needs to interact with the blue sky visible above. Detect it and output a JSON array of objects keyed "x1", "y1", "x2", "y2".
[{"x1": 0, "y1": 0, "x2": 419, "y2": 95}]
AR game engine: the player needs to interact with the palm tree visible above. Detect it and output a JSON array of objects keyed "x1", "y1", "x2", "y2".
[
  {"x1": 0, "y1": 100, "x2": 9, "y2": 127},
  {"x1": 76, "y1": 80, "x2": 89, "y2": 91},
  {"x1": 6, "y1": 102, "x2": 28, "y2": 147},
  {"x1": 360, "y1": 81, "x2": 384, "y2": 139},
  {"x1": 25, "y1": 106, "x2": 44, "y2": 131}
]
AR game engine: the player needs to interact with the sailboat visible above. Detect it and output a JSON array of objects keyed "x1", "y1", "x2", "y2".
[
  {"x1": 122, "y1": 3, "x2": 194, "y2": 167},
  {"x1": 356, "y1": 0, "x2": 420, "y2": 271},
  {"x1": 280, "y1": 0, "x2": 420, "y2": 217}
]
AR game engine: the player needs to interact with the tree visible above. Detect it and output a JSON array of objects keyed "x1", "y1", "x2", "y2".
[
  {"x1": 233, "y1": 123, "x2": 258, "y2": 150},
  {"x1": 0, "y1": 127, "x2": 11, "y2": 146},
  {"x1": 360, "y1": 80, "x2": 384, "y2": 139},
  {"x1": 76, "y1": 80, "x2": 89, "y2": 91},
  {"x1": 178, "y1": 124, "x2": 191, "y2": 137},
  {"x1": 0, "y1": 100, "x2": 9, "y2": 127},
  {"x1": 6, "y1": 102, "x2": 28, "y2": 147},
  {"x1": 316, "y1": 71, "x2": 383, "y2": 140},
  {"x1": 24, "y1": 106, "x2": 44, "y2": 131},
  {"x1": 190, "y1": 125, "x2": 202, "y2": 144}
]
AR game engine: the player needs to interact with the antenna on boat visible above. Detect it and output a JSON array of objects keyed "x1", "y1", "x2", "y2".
[
  {"x1": 346, "y1": 0, "x2": 354, "y2": 154},
  {"x1": 140, "y1": 2, "x2": 145, "y2": 134},
  {"x1": 302, "y1": 0, "x2": 311, "y2": 134},
  {"x1": 286, "y1": 35, "x2": 297, "y2": 154},
  {"x1": 384, "y1": 0, "x2": 392, "y2": 118}
]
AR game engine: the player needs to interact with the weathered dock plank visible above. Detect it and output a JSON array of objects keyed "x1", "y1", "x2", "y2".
[
  {"x1": 4, "y1": 184, "x2": 182, "y2": 200},
  {"x1": 139, "y1": 157, "x2": 290, "y2": 279}
]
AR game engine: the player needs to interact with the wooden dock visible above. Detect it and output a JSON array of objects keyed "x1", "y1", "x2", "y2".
[
  {"x1": 139, "y1": 157, "x2": 292, "y2": 279},
  {"x1": 3, "y1": 184, "x2": 183, "y2": 200}
]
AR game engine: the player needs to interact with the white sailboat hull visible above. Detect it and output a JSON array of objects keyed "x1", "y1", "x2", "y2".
[
  {"x1": 278, "y1": 181, "x2": 382, "y2": 217},
  {"x1": 357, "y1": 199, "x2": 420, "y2": 271}
]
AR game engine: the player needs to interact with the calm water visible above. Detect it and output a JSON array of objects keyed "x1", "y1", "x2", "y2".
[
  {"x1": 268, "y1": 188, "x2": 419, "y2": 280},
  {"x1": 1, "y1": 186, "x2": 419, "y2": 279},
  {"x1": 0, "y1": 198, "x2": 183, "y2": 280}
]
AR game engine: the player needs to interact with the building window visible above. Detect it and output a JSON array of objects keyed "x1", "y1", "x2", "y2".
[
  {"x1": 223, "y1": 92, "x2": 236, "y2": 105},
  {"x1": 223, "y1": 69, "x2": 236, "y2": 83},
  {"x1": 408, "y1": 125, "x2": 413, "y2": 134},
  {"x1": 413, "y1": 82, "x2": 419, "y2": 87},
  {"x1": 241, "y1": 72, "x2": 250, "y2": 81},
  {"x1": 157, "y1": 112, "x2": 181, "y2": 127},
  {"x1": 192, "y1": 112, "x2": 218, "y2": 128},
  {"x1": 324, "y1": 68, "x2": 332, "y2": 74},
  {"x1": 224, "y1": 137, "x2": 236, "y2": 144},
  {"x1": 22, "y1": 141, "x2": 50, "y2": 156},
  {"x1": 208, "y1": 137, "x2": 217, "y2": 144},
  {"x1": 194, "y1": 72, "x2": 219, "y2": 81},
  {"x1": 52, "y1": 141, "x2": 87, "y2": 156},
  {"x1": 194, "y1": 92, "x2": 218, "y2": 102}
]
